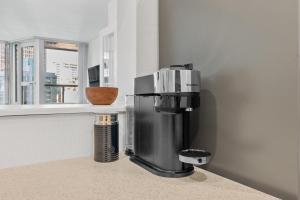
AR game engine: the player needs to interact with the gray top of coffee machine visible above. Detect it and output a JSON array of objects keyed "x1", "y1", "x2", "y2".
[
  {"x1": 135, "y1": 64, "x2": 201, "y2": 95},
  {"x1": 154, "y1": 64, "x2": 201, "y2": 94}
]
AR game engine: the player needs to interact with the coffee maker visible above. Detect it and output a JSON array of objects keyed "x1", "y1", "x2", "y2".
[{"x1": 130, "y1": 64, "x2": 211, "y2": 178}]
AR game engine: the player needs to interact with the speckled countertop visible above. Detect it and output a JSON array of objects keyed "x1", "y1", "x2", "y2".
[{"x1": 0, "y1": 156, "x2": 278, "y2": 200}]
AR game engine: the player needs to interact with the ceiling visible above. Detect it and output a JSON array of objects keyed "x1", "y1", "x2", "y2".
[{"x1": 0, "y1": 0, "x2": 110, "y2": 42}]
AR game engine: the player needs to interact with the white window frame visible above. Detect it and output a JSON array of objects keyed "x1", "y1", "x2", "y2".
[
  {"x1": 16, "y1": 40, "x2": 38, "y2": 105},
  {"x1": 0, "y1": 40, "x2": 10, "y2": 105}
]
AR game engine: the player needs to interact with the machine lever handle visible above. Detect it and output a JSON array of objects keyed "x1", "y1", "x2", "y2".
[{"x1": 169, "y1": 63, "x2": 193, "y2": 70}]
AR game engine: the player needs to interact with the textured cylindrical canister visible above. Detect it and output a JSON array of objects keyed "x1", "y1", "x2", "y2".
[{"x1": 94, "y1": 114, "x2": 119, "y2": 162}]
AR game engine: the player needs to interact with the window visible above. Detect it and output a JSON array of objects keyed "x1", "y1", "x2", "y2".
[
  {"x1": 4, "y1": 37, "x2": 87, "y2": 105},
  {"x1": 103, "y1": 33, "x2": 115, "y2": 86},
  {"x1": 0, "y1": 42, "x2": 9, "y2": 105},
  {"x1": 44, "y1": 41, "x2": 79, "y2": 104}
]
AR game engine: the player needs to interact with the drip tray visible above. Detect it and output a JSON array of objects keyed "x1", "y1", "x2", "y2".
[{"x1": 179, "y1": 149, "x2": 211, "y2": 166}]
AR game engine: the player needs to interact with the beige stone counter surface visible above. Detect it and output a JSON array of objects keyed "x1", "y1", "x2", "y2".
[{"x1": 0, "y1": 156, "x2": 278, "y2": 200}]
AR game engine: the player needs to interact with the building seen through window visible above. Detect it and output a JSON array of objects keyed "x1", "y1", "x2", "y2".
[{"x1": 44, "y1": 41, "x2": 79, "y2": 104}]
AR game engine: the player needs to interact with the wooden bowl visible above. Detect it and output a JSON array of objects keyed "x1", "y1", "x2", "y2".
[{"x1": 85, "y1": 87, "x2": 118, "y2": 105}]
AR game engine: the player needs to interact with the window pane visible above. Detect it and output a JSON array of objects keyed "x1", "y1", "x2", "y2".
[
  {"x1": 21, "y1": 46, "x2": 35, "y2": 104},
  {"x1": 45, "y1": 47, "x2": 79, "y2": 104},
  {"x1": 103, "y1": 33, "x2": 114, "y2": 86},
  {"x1": 0, "y1": 42, "x2": 8, "y2": 104}
]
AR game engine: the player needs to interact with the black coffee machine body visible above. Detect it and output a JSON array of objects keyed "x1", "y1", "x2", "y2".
[{"x1": 130, "y1": 64, "x2": 211, "y2": 178}]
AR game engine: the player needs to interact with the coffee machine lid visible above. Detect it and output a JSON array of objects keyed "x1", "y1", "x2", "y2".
[{"x1": 154, "y1": 64, "x2": 201, "y2": 94}]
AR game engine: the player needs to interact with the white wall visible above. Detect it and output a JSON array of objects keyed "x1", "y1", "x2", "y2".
[
  {"x1": 88, "y1": 0, "x2": 159, "y2": 103},
  {"x1": 0, "y1": 0, "x2": 110, "y2": 42},
  {"x1": 116, "y1": 0, "x2": 137, "y2": 102},
  {"x1": 87, "y1": 0, "x2": 117, "y2": 72},
  {"x1": 0, "y1": 113, "x2": 125, "y2": 169},
  {"x1": 99, "y1": 0, "x2": 118, "y2": 88},
  {"x1": 136, "y1": 0, "x2": 159, "y2": 77},
  {"x1": 0, "y1": 114, "x2": 94, "y2": 169},
  {"x1": 87, "y1": 37, "x2": 100, "y2": 68}
]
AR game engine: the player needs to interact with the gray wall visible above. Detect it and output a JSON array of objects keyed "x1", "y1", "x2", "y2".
[{"x1": 159, "y1": 0, "x2": 299, "y2": 199}]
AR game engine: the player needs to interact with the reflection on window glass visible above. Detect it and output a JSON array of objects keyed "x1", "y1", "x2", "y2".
[
  {"x1": 0, "y1": 42, "x2": 7, "y2": 104},
  {"x1": 21, "y1": 46, "x2": 35, "y2": 104},
  {"x1": 103, "y1": 33, "x2": 114, "y2": 86},
  {"x1": 44, "y1": 42, "x2": 79, "y2": 104}
]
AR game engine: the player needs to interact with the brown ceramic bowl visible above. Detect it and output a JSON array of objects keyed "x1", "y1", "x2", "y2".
[{"x1": 85, "y1": 87, "x2": 118, "y2": 105}]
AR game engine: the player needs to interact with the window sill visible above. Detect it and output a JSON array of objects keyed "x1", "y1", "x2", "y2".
[{"x1": 0, "y1": 104, "x2": 126, "y2": 117}]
